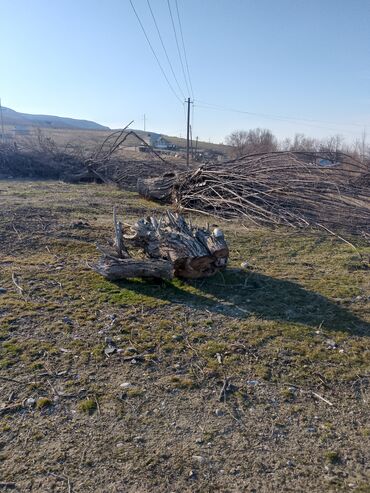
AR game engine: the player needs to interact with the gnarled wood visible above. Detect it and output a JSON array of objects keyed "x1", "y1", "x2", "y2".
[
  {"x1": 93, "y1": 257, "x2": 174, "y2": 281},
  {"x1": 92, "y1": 210, "x2": 229, "y2": 281},
  {"x1": 123, "y1": 211, "x2": 229, "y2": 279},
  {"x1": 137, "y1": 173, "x2": 178, "y2": 203}
]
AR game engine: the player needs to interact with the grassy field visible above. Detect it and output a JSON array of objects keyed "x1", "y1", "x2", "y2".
[
  {"x1": 0, "y1": 180, "x2": 369, "y2": 492},
  {"x1": 7, "y1": 125, "x2": 231, "y2": 157}
]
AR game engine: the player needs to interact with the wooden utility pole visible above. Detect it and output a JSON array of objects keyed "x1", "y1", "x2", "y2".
[
  {"x1": 186, "y1": 97, "x2": 191, "y2": 166},
  {"x1": 143, "y1": 114, "x2": 146, "y2": 132}
]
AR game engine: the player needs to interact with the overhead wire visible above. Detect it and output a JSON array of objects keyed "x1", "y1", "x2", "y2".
[
  {"x1": 167, "y1": 0, "x2": 191, "y2": 97},
  {"x1": 195, "y1": 104, "x2": 362, "y2": 136},
  {"x1": 129, "y1": 0, "x2": 183, "y2": 104},
  {"x1": 174, "y1": 0, "x2": 194, "y2": 100},
  {"x1": 195, "y1": 100, "x2": 368, "y2": 130},
  {"x1": 146, "y1": 0, "x2": 186, "y2": 100}
]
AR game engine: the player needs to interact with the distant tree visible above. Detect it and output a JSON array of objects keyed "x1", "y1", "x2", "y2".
[
  {"x1": 280, "y1": 133, "x2": 319, "y2": 152},
  {"x1": 226, "y1": 128, "x2": 277, "y2": 157},
  {"x1": 292, "y1": 133, "x2": 319, "y2": 152},
  {"x1": 319, "y1": 134, "x2": 344, "y2": 162},
  {"x1": 225, "y1": 130, "x2": 249, "y2": 157},
  {"x1": 352, "y1": 130, "x2": 369, "y2": 163},
  {"x1": 319, "y1": 134, "x2": 344, "y2": 154}
]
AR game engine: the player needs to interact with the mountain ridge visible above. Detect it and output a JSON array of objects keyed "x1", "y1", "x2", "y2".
[{"x1": 1, "y1": 106, "x2": 110, "y2": 131}]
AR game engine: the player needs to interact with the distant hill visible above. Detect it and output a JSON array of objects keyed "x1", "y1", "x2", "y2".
[
  {"x1": 1, "y1": 106, "x2": 110, "y2": 131},
  {"x1": 1, "y1": 106, "x2": 230, "y2": 156}
]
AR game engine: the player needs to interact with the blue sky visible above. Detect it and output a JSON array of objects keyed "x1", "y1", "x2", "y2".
[{"x1": 1, "y1": 0, "x2": 369, "y2": 142}]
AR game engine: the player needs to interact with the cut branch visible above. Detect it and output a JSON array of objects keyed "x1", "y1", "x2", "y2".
[{"x1": 136, "y1": 151, "x2": 370, "y2": 237}]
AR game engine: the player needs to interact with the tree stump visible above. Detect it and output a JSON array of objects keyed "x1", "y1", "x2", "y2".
[
  {"x1": 92, "y1": 209, "x2": 229, "y2": 281},
  {"x1": 136, "y1": 172, "x2": 178, "y2": 203}
]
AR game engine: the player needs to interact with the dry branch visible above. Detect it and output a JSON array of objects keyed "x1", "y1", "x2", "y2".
[
  {"x1": 93, "y1": 257, "x2": 174, "y2": 281},
  {"x1": 137, "y1": 151, "x2": 370, "y2": 236}
]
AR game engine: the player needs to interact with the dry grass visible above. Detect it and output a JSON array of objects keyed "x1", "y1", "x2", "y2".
[{"x1": 0, "y1": 180, "x2": 369, "y2": 492}]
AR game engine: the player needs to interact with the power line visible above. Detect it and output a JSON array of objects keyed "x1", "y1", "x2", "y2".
[
  {"x1": 174, "y1": 0, "x2": 194, "y2": 99},
  {"x1": 129, "y1": 0, "x2": 183, "y2": 103},
  {"x1": 146, "y1": 0, "x2": 186, "y2": 100},
  {"x1": 167, "y1": 0, "x2": 191, "y2": 97},
  {"x1": 195, "y1": 100, "x2": 368, "y2": 133}
]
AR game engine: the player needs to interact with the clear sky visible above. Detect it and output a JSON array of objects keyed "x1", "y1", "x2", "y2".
[{"x1": 1, "y1": 0, "x2": 369, "y2": 143}]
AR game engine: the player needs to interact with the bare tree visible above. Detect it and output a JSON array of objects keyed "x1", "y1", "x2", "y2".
[
  {"x1": 226, "y1": 128, "x2": 277, "y2": 157},
  {"x1": 319, "y1": 134, "x2": 343, "y2": 153},
  {"x1": 291, "y1": 133, "x2": 319, "y2": 152},
  {"x1": 352, "y1": 129, "x2": 369, "y2": 163},
  {"x1": 225, "y1": 130, "x2": 249, "y2": 157}
]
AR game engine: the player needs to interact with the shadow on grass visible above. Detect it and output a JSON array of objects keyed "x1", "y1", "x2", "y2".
[{"x1": 110, "y1": 268, "x2": 369, "y2": 336}]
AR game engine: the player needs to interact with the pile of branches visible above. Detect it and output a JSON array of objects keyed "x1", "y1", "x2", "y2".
[
  {"x1": 0, "y1": 136, "x2": 88, "y2": 180},
  {"x1": 63, "y1": 124, "x2": 191, "y2": 188},
  {"x1": 0, "y1": 142, "x2": 69, "y2": 179},
  {"x1": 138, "y1": 151, "x2": 370, "y2": 236},
  {"x1": 0, "y1": 125, "x2": 173, "y2": 185}
]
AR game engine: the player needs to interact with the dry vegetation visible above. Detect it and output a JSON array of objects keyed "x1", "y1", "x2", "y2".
[
  {"x1": 138, "y1": 151, "x2": 370, "y2": 239},
  {"x1": 0, "y1": 128, "x2": 194, "y2": 192},
  {"x1": 0, "y1": 180, "x2": 369, "y2": 492}
]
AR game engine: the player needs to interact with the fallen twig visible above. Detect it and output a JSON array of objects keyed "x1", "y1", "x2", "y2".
[
  {"x1": 49, "y1": 473, "x2": 72, "y2": 493},
  {"x1": 219, "y1": 377, "x2": 229, "y2": 402},
  {"x1": 94, "y1": 395, "x2": 101, "y2": 416},
  {"x1": 311, "y1": 391, "x2": 334, "y2": 406},
  {"x1": 0, "y1": 375, "x2": 26, "y2": 385},
  {"x1": 11, "y1": 272, "x2": 24, "y2": 296}
]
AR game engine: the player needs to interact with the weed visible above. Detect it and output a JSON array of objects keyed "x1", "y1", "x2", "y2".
[
  {"x1": 126, "y1": 388, "x2": 145, "y2": 398},
  {"x1": 0, "y1": 358, "x2": 12, "y2": 369},
  {"x1": 78, "y1": 399, "x2": 97, "y2": 415},
  {"x1": 169, "y1": 376, "x2": 196, "y2": 389},
  {"x1": 36, "y1": 398, "x2": 52, "y2": 410},
  {"x1": 280, "y1": 387, "x2": 296, "y2": 401},
  {"x1": 324, "y1": 451, "x2": 341, "y2": 464}
]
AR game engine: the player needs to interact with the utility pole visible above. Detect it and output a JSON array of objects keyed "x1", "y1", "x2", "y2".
[
  {"x1": 186, "y1": 97, "x2": 191, "y2": 166},
  {"x1": 143, "y1": 114, "x2": 146, "y2": 132}
]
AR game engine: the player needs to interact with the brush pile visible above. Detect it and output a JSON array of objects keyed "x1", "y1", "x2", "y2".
[
  {"x1": 0, "y1": 142, "x2": 79, "y2": 179},
  {"x1": 0, "y1": 127, "x2": 180, "y2": 187},
  {"x1": 138, "y1": 151, "x2": 370, "y2": 236}
]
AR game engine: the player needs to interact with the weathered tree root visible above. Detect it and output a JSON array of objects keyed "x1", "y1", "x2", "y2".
[{"x1": 92, "y1": 209, "x2": 229, "y2": 281}]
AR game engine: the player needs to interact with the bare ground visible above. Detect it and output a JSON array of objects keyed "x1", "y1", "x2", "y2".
[{"x1": 0, "y1": 180, "x2": 369, "y2": 492}]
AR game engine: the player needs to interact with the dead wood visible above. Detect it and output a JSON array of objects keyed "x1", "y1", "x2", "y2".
[
  {"x1": 93, "y1": 257, "x2": 174, "y2": 281},
  {"x1": 122, "y1": 212, "x2": 229, "y2": 278},
  {"x1": 137, "y1": 173, "x2": 178, "y2": 203},
  {"x1": 92, "y1": 210, "x2": 229, "y2": 281},
  {"x1": 137, "y1": 151, "x2": 370, "y2": 236}
]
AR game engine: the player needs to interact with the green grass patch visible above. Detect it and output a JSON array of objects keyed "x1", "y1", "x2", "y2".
[{"x1": 77, "y1": 399, "x2": 97, "y2": 415}]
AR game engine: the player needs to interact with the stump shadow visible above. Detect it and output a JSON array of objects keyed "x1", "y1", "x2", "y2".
[{"x1": 113, "y1": 268, "x2": 369, "y2": 336}]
